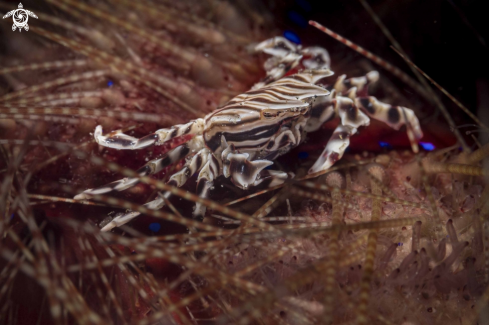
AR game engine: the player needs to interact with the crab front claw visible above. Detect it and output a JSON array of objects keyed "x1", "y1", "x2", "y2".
[{"x1": 308, "y1": 125, "x2": 356, "y2": 174}]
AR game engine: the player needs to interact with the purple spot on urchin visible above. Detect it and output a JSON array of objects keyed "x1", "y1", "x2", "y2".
[
  {"x1": 288, "y1": 11, "x2": 308, "y2": 28},
  {"x1": 107, "y1": 80, "x2": 114, "y2": 87},
  {"x1": 379, "y1": 141, "x2": 392, "y2": 149},
  {"x1": 420, "y1": 142, "x2": 435, "y2": 151},
  {"x1": 284, "y1": 30, "x2": 301, "y2": 44},
  {"x1": 149, "y1": 222, "x2": 161, "y2": 232}
]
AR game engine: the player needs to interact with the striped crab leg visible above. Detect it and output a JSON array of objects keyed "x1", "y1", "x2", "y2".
[
  {"x1": 74, "y1": 136, "x2": 205, "y2": 201},
  {"x1": 96, "y1": 146, "x2": 216, "y2": 231},
  {"x1": 94, "y1": 118, "x2": 206, "y2": 150},
  {"x1": 356, "y1": 96, "x2": 423, "y2": 139},
  {"x1": 309, "y1": 124, "x2": 357, "y2": 174},
  {"x1": 308, "y1": 94, "x2": 371, "y2": 174}
]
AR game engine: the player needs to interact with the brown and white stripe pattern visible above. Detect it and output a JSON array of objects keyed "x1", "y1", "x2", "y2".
[
  {"x1": 72, "y1": 34, "x2": 425, "y2": 232},
  {"x1": 204, "y1": 70, "x2": 332, "y2": 157},
  {"x1": 94, "y1": 118, "x2": 206, "y2": 150},
  {"x1": 75, "y1": 136, "x2": 205, "y2": 201}
]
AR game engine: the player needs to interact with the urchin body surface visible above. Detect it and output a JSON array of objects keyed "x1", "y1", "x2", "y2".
[{"x1": 74, "y1": 37, "x2": 423, "y2": 231}]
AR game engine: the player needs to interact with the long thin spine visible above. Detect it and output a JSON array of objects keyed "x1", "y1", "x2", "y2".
[
  {"x1": 466, "y1": 142, "x2": 489, "y2": 164},
  {"x1": 0, "y1": 115, "x2": 80, "y2": 124},
  {"x1": 357, "y1": 164, "x2": 385, "y2": 324},
  {"x1": 310, "y1": 20, "x2": 470, "y2": 151},
  {"x1": 47, "y1": 0, "x2": 197, "y2": 62},
  {"x1": 424, "y1": 161, "x2": 486, "y2": 176},
  {"x1": 77, "y1": 236, "x2": 124, "y2": 321},
  {"x1": 359, "y1": 0, "x2": 458, "y2": 129},
  {"x1": 2, "y1": 90, "x2": 103, "y2": 106},
  {"x1": 0, "y1": 71, "x2": 107, "y2": 102},
  {"x1": 45, "y1": 0, "x2": 232, "y2": 88},
  {"x1": 0, "y1": 106, "x2": 174, "y2": 124},
  {"x1": 390, "y1": 47, "x2": 487, "y2": 129},
  {"x1": 400, "y1": 105, "x2": 441, "y2": 226},
  {"x1": 0, "y1": 60, "x2": 87, "y2": 75},
  {"x1": 30, "y1": 26, "x2": 202, "y2": 116},
  {"x1": 390, "y1": 47, "x2": 474, "y2": 151},
  {"x1": 295, "y1": 180, "x2": 424, "y2": 209},
  {"x1": 308, "y1": 20, "x2": 429, "y2": 101},
  {"x1": 321, "y1": 172, "x2": 344, "y2": 324}
]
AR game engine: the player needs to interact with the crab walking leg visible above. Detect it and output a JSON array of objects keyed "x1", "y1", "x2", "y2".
[
  {"x1": 94, "y1": 118, "x2": 205, "y2": 150},
  {"x1": 192, "y1": 153, "x2": 220, "y2": 219},
  {"x1": 99, "y1": 148, "x2": 214, "y2": 231},
  {"x1": 307, "y1": 95, "x2": 370, "y2": 174},
  {"x1": 100, "y1": 192, "x2": 171, "y2": 232},
  {"x1": 252, "y1": 169, "x2": 290, "y2": 187},
  {"x1": 333, "y1": 71, "x2": 379, "y2": 96},
  {"x1": 74, "y1": 136, "x2": 205, "y2": 200},
  {"x1": 356, "y1": 96, "x2": 423, "y2": 139},
  {"x1": 308, "y1": 124, "x2": 356, "y2": 174}
]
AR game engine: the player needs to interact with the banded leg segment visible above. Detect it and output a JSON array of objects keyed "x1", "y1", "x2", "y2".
[
  {"x1": 356, "y1": 96, "x2": 423, "y2": 139},
  {"x1": 193, "y1": 154, "x2": 220, "y2": 219},
  {"x1": 98, "y1": 148, "x2": 217, "y2": 231},
  {"x1": 100, "y1": 192, "x2": 171, "y2": 232},
  {"x1": 253, "y1": 169, "x2": 290, "y2": 187},
  {"x1": 94, "y1": 118, "x2": 205, "y2": 150},
  {"x1": 74, "y1": 136, "x2": 205, "y2": 200},
  {"x1": 309, "y1": 124, "x2": 356, "y2": 174},
  {"x1": 333, "y1": 71, "x2": 379, "y2": 97}
]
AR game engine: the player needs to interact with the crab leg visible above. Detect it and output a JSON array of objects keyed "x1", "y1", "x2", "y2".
[
  {"x1": 193, "y1": 156, "x2": 220, "y2": 219},
  {"x1": 99, "y1": 192, "x2": 171, "y2": 232},
  {"x1": 74, "y1": 136, "x2": 205, "y2": 200},
  {"x1": 308, "y1": 124, "x2": 357, "y2": 174},
  {"x1": 94, "y1": 118, "x2": 205, "y2": 150},
  {"x1": 333, "y1": 71, "x2": 379, "y2": 96},
  {"x1": 356, "y1": 96, "x2": 423, "y2": 139},
  {"x1": 98, "y1": 148, "x2": 217, "y2": 231},
  {"x1": 252, "y1": 169, "x2": 290, "y2": 187},
  {"x1": 307, "y1": 94, "x2": 371, "y2": 174}
]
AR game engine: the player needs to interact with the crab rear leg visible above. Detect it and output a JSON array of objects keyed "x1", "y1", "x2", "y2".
[
  {"x1": 308, "y1": 95, "x2": 371, "y2": 174},
  {"x1": 253, "y1": 169, "x2": 290, "y2": 187},
  {"x1": 308, "y1": 124, "x2": 356, "y2": 174},
  {"x1": 74, "y1": 136, "x2": 205, "y2": 200},
  {"x1": 356, "y1": 96, "x2": 423, "y2": 139},
  {"x1": 99, "y1": 148, "x2": 216, "y2": 231},
  {"x1": 94, "y1": 118, "x2": 205, "y2": 150},
  {"x1": 99, "y1": 192, "x2": 171, "y2": 232}
]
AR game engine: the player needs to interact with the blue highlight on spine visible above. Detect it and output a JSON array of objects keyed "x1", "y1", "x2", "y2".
[
  {"x1": 283, "y1": 30, "x2": 301, "y2": 44},
  {"x1": 149, "y1": 222, "x2": 161, "y2": 232},
  {"x1": 419, "y1": 142, "x2": 435, "y2": 151}
]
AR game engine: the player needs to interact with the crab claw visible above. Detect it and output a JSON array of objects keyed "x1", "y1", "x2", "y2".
[
  {"x1": 226, "y1": 152, "x2": 274, "y2": 189},
  {"x1": 254, "y1": 36, "x2": 298, "y2": 57},
  {"x1": 308, "y1": 125, "x2": 355, "y2": 174}
]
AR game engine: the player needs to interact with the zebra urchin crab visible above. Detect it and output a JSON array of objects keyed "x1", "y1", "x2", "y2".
[{"x1": 74, "y1": 36, "x2": 423, "y2": 231}]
